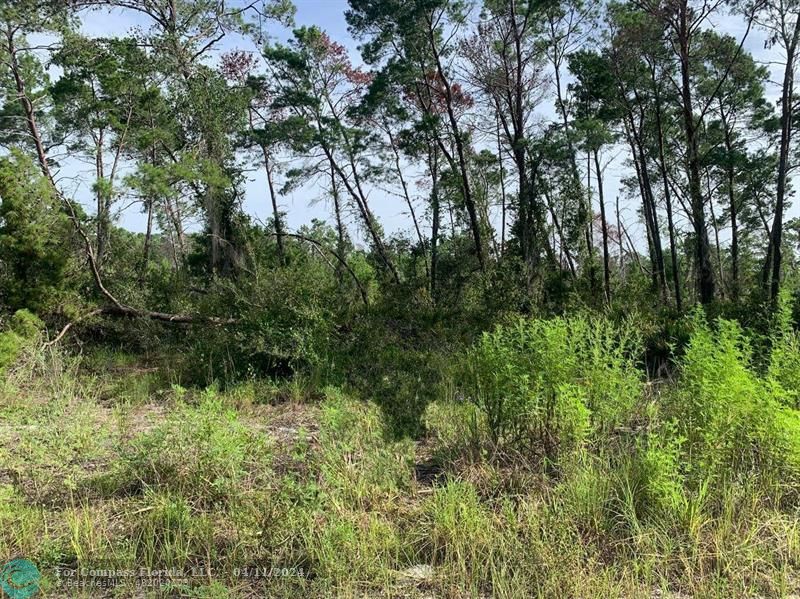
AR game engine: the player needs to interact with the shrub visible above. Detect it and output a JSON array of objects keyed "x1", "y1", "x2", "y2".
[
  {"x1": 670, "y1": 311, "x2": 800, "y2": 496},
  {"x1": 611, "y1": 425, "x2": 685, "y2": 527},
  {"x1": 0, "y1": 309, "x2": 44, "y2": 373},
  {"x1": 460, "y1": 315, "x2": 640, "y2": 465},
  {"x1": 768, "y1": 290, "x2": 800, "y2": 407}
]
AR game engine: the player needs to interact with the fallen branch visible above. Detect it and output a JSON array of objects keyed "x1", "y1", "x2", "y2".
[
  {"x1": 43, "y1": 306, "x2": 238, "y2": 348},
  {"x1": 43, "y1": 308, "x2": 104, "y2": 348}
]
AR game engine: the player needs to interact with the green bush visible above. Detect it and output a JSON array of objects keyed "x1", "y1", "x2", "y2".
[
  {"x1": 460, "y1": 315, "x2": 640, "y2": 465},
  {"x1": 0, "y1": 309, "x2": 44, "y2": 373},
  {"x1": 768, "y1": 291, "x2": 800, "y2": 407},
  {"x1": 611, "y1": 425, "x2": 685, "y2": 527},
  {"x1": 670, "y1": 311, "x2": 800, "y2": 496}
]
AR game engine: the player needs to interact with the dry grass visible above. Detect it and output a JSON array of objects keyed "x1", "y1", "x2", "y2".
[{"x1": 0, "y1": 343, "x2": 799, "y2": 597}]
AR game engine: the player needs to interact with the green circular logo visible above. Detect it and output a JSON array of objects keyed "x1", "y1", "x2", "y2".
[{"x1": 0, "y1": 559, "x2": 40, "y2": 599}]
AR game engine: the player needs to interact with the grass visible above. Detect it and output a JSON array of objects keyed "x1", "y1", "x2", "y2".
[{"x1": 1, "y1": 322, "x2": 800, "y2": 597}]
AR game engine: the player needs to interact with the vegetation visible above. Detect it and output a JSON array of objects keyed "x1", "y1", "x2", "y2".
[{"x1": 2, "y1": 0, "x2": 800, "y2": 596}]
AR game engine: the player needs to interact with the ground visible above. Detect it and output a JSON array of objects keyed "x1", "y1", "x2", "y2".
[{"x1": 1, "y1": 348, "x2": 799, "y2": 598}]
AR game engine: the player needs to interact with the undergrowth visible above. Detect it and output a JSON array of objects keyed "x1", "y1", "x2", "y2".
[{"x1": 1, "y1": 306, "x2": 800, "y2": 597}]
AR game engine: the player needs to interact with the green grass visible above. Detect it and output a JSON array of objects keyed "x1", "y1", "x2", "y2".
[{"x1": 1, "y1": 317, "x2": 800, "y2": 597}]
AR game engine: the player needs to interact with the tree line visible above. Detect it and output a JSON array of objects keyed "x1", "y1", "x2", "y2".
[{"x1": 2, "y1": 0, "x2": 800, "y2": 326}]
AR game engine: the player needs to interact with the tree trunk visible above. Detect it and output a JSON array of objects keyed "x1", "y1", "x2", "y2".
[
  {"x1": 705, "y1": 167, "x2": 725, "y2": 298},
  {"x1": 497, "y1": 115, "x2": 507, "y2": 254},
  {"x1": 330, "y1": 163, "x2": 346, "y2": 283},
  {"x1": 720, "y1": 109, "x2": 739, "y2": 300},
  {"x1": 551, "y1": 21, "x2": 591, "y2": 263},
  {"x1": 429, "y1": 140, "x2": 440, "y2": 299},
  {"x1": 594, "y1": 149, "x2": 611, "y2": 304},
  {"x1": 320, "y1": 138, "x2": 399, "y2": 283},
  {"x1": 262, "y1": 148, "x2": 285, "y2": 264},
  {"x1": 767, "y1": 15, "x2": 800, "y2": 301},
  {"x1": 142, "y1": 198, "x2": 153, "y2": 274},
  {"x1": 677, "y1": 1, "x2": 715, "y2": 303},
  {"x1": 652, "y1": 68, "x2": 683, "y2": 310}
]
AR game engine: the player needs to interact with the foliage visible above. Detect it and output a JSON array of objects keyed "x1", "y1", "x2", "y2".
[
  {"x1": 668, "y1": 310, "x2": 800, "y2": 496},
  {"x1": 4, "y1": 0, "x2": 800, "y2": 596},
  {"x1": 460, "y1": 315, "x2": 640, "y2": 464},
  {"x1": 0, "y1": 309, "x2": 44, "y2": 373},
  {"x1": 0, "y1": 152, "x2": 74, "y2": 313}
]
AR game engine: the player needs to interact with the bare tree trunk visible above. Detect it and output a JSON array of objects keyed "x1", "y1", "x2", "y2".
[
  {"x1": 594, "y1": 149, "x2": 611, "y2": 304},
  {"x1": 616, "y1": 196, "x2": 625, "y2": 276},
  {"x1": 551, "y1": 23, "x2": 591, "y2": 263},
  {"x1": 320, "y1": 137, "x2": 399, "y2": 283},
  {"x1": 768, "y1": 14, "x2": 800, "y2": 301},
  {"x1": 705, "y1": 167, "x2": 725, "y2": 299},
  {"x1": 95, "y1": 127, "x2": 109, "y2": 266},
  {"x1": 142, "y1": 198, "x2": 154, "y2": 273},
  {"x1": 652, "y1": 68, "x2": 683, "y2": 310},
  {"x1": 330, "y1": 163, "x2": 347, "y2": 283},
  {"x1": 677, "y1": 0, "x2": 715, "y2": 303},
  {"x1": 430, "y1": 142, "x2": 440, "y2": 300},
  {"x1": 262, "y1": 148, "x2": 285, "y2": 264},
  {"x1": 719, "y1": 109, "x2": 739, "y2": 300},
  {"x1": 496, "y1": 115, "x2": 507, "y2": 254},
  {"x1": 542, "y1": 179, "x2": 578, "y2": 280}
]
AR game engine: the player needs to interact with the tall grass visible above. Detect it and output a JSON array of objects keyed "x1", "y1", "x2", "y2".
[{"x1": 1, "y1": 309, "x2": 800, "y2": 596}]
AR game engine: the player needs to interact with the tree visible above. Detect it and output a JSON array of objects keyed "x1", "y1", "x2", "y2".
[
  {"x1": 605, "y1": 7, "x2": 669, "y2": 301},
  {"x1": 694, "y1": 30, "x2": 771, "y2": 299},
  {"x1": 463, "y1": 0, "x2": 552, "y2": 286},
  {"x1": 0, "y1": 151, "x2": 73, "y2": 312},
  {"x1": 263, "y1": 27, "x2": 400, "y2": 282},
  {"x1": 50, "y1": 35, "x2": 150, "y2": 267},
  {"x1": 347, "y1": 0, "x2": 489, "y2": 271},
  {"x1": 756, "y1": 0, "x2": 800, "y2": 300},
  {"x1": 569, "y1": 49, "x2": 621, "y2": 304},
  {"x1": 632, "y1": 0, "x2": 719, "y2": 303}
]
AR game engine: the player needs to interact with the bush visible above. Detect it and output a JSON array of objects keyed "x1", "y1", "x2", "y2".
[
  {"x1": 460, "y1": 315, "x2": 640, "y2": 466},
  {"x1": 0, "y1": 309, "x2": 44, "y2": 373},
  {"x1": 768, "y1": 291, "x2": 800, "y2": 407},
  {"x1": 611, "y1": 425, "x2": 685, "y2": 526},
  {"x1": 670, "y1": 311, "x2": 800, "y2": 497}
]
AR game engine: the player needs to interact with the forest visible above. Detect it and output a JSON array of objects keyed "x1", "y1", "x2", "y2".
[{"x1": 2, "y1": 0, "x2": 800, "y2": 596}]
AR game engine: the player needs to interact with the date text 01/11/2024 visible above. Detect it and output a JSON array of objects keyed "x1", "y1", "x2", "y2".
[{"x1": 233, "y1": 567, "x2": 307, "y2": 578}]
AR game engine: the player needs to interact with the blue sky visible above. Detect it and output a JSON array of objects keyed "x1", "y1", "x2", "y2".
[{"x1": 66, "y1": 1, "x2": 794, "y2": 251}]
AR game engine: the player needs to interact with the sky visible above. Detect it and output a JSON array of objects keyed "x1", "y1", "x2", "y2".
[
  {"x1": 74, "y1": 0, "x2": 367, "y2": 238},
  {"x1": 64, "y1": 0, "x2": 795, "y2": 251}
]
